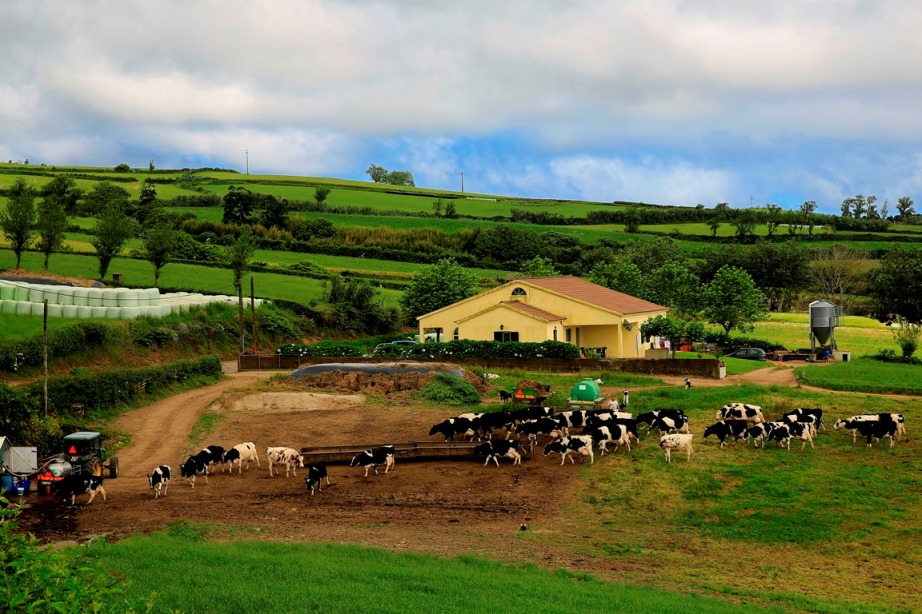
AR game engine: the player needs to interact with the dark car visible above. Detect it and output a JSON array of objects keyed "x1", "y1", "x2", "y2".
[
  {"x1": 372, "y1": 340, "x2": 419, "y2": 354},
  {"x1": 723, "y1": 347, "x2": 766, "y2": 361}
]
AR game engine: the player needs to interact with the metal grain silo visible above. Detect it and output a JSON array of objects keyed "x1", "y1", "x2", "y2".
[{"x1": 809, "y1": 300, "x2": 840, "y2": 350}]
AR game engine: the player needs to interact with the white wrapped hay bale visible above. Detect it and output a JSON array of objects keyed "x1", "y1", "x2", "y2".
[
  {"x1": 28, "y1": 286, "x2": 46, "y2": 304},
  {"x1": 0, "y1": 300, "x2": 13, "y2": 314},
  {"x1": 62, "y1": 305, "x2": 79, "y2": 318},
  {"x1": 105, "y1": 306, "x2": 121, "y2": 319},
  {"x1": 90, "y1": 306, "x2": 107, "y2": 318},
  {"x1": 47, "y1": 304, "x2": 63, "y2": 318},
  {"x1": 0, "y1": 282, "x2": 14, "y2": 300},
  {"x1": 85, "y1": 288, "x2": 102, "y2": 306},
  {"x1": 118, "y1": 289, "x2": 139, "y2": 307},
  {"x1": 73, "y1": 288, "x2": 89, "y2": 306},
  {"x1": 16, "y1": 301, "x2": 33, "y2": 315},
  {"x1": 120, "y1": 306, "x2": 140, "y2": 319},
  {"x1": 77, "y1": 306, "x2": 93, "y2": 318},
  {"x1": 30, "y1": 302, "x2": 45, "y2": 316},
  {"x1": 57, "y1": 287, "x2": 74, "y2": 306},
  {"x1": 12, "y1": 283, "x2": 30, "y2": 301}
]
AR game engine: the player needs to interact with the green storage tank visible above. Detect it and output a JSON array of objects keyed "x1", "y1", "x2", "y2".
[{"x1": 569, "y1": 377, "x2": 601, "y2": 402}]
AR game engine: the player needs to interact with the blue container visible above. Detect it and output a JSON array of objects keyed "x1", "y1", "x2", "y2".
[
  {"x1": 17, "y1": 478, "x2": 30, "y2": 495},
  {"x1": 1, "y1": 475, "x2": 14, "y2": 495}
]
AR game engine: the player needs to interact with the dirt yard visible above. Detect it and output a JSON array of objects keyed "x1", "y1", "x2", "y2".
[{"x1": 18, "y1": 366, "x2": 582, "y2": 563}]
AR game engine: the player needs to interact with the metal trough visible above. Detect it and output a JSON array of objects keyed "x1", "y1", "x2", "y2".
[{"x1": 300, "y1": 440, "x2": 485, "y2": 465}]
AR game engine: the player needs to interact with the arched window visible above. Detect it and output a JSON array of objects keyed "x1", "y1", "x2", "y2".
[
  {"x1": 511, "y1": 287, "x2": 527, "y2": 298},
  {"x1": 452, "y1": 327, "x2": 459, "y2": 340}
]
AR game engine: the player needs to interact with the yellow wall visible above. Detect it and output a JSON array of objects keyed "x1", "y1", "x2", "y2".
[{"x1": 418, "y1": 282, "x2": 667, "y2": 358}]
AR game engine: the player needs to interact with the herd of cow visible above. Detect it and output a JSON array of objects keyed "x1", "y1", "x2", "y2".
[{"x1": 54, "y1": 401, "x2": 907, "y2": 505}]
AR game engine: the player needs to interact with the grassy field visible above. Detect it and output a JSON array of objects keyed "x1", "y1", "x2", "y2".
[
  {"x1": 743, "y1": 315, "x2": 895, "y2": 357},
  {"x1": 795, "y1": 359, "x2": 922, "y2": 394},
  {"x1": 85, "y1": 528, "x2": 773, "y2": 614},
  {"x1": 0, "y1": 313, "x2": 83, "y2": 342}
]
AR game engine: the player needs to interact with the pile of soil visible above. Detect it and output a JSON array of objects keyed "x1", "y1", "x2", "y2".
[
  {"x1": 286, "y1": 362, "x2": 488, "y2": 395},
  {"x1": 0, "y1": 270, "x2": 104, "y2": 287}
]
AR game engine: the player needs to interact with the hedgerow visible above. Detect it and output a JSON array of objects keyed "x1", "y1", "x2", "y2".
[{"x1": 276, "y1": 339, "x2": 580, "y2": 360}]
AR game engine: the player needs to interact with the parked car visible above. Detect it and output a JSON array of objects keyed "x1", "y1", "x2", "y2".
[
  {"x1": 373, "y1": 340, "x2": 419, "y2": 354},
  {"x1": 723, "y1": 347, "x2": 766, "y2": 361}
]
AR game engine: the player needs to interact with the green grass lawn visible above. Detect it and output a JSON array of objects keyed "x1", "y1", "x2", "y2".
[
  {"x1": 740, "y1": 316, "x2": 895, "y2": 356},
  {"x1": 672, "y1": 351, "x2": 769, "y2": 376},
  {"x1": 85, "y1": 527, "x2": 778, "y2": 614},
  {"x1": 795, "y1": 358, "x2": 922, "y2": 394},
  {"x1": 0, "y1": 313, "x2": 83, "y2": 342}
]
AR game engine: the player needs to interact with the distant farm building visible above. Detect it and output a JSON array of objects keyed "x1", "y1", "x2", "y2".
[{"x1": 417, "y1": 276, "x2": 668, "y2": 359}]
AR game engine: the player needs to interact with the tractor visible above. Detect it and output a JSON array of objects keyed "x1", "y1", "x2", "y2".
[{"x1": 36, "y1": 431, "x2": 118, "y2": 494}]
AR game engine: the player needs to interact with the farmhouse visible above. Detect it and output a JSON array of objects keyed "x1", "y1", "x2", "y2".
[{"x1": 417, "y1": 276, "x2": 668, "y2": 358}]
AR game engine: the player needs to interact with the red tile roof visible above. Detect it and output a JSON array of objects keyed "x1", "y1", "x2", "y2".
[
  {"x1": 519, "y1": 276, "x2": 666, "y2": 315},
  {"x1": 500, "y1": 300, "x2": 564, "y2": 322}
]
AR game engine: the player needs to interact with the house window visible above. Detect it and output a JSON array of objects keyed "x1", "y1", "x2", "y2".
[
  {"x1": 452, "y1": 327, "x2": 459, "y2": 340},
  {"x1": 511, "y1": 287, "x2": 527, "y2": 297},
  {"x1": 553, "y1": 328, "x2": 558, "y2": 341},
  {"x1": 565, "y1": 328, "x2": 571, "y2": 343},
  {"x1": 494, "y1": 331, "x2": 519, "y2": 342}
]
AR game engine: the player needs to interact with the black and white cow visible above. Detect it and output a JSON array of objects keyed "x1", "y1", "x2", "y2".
[
  {"x1": 147, "y1": 465, "x2": 171, "y2": 498},
  {"x1": 782, "y1": 408, "x2": 825, "y2": 431},
  {"x1": 197, "y1": 445, "x2": 225, "y2": 473},
  {"x1": 716, "y1": 403, "x2": 765, "y2": 424},
  {"x1": 659, "y1": 433, "x2": 694, "y2": 463},
  {"x1": 267, "y1": 447, "x2": 304, "y2": 477},
  {"x1": 305, "y1": 462, "x2": 329, "y2": 495},
  {"x1": 350, "y1": 445, "x2": 396, "y2": 477},
  {"x1": 515, "y1": 418, "x2": 564, "y2": 446},
  {"x1": 473, "y1": 439, "x2": 523, "y2": 467},
  {"x1": 180, "y1": 455, "x2": 208, "y2": 488},
  {"x1": 543, "y1": 435, "x2": 594, "y2": 465},
  {"x1": 585, "y1": 424, "x2": 634, "y2": 454},
  {"x1": 703, "y1": 420, "x2": 749, "y2": 447},
  {"x1": 838, "y1": 419, "x2": 900, "y2": 448},
  {"x1": 223, "y1": 442, "x2": 261, "y2": 474},
  {"x1": 834, "y1": 414, "x2": 906, "y2": 442},
  {"x1": 473, "y1": 411, "x2": 515, "y2": 439},
  {"x1": 743, "y1": 422, "x2": 784, "y2": 448},
  {"x1": 651, "y1": 414, "x2": 690, "y2": 435},
  {"x1": 55, "y1": 473, "x2": 106, "y2": 506},
  {"x1": 636, "y1": 409, "x2": 686, "y2": 432},
  {"x1": 429, "y1": 417, "x2": 476, "y2": 442},
  {"x1": 781, "y1": 412, "x2": 821, "y2": 436},
  {"x1": 584, "y1": 411, "x2": 633, "y2": 431},
  {"x1": 768, "y1": 422, "x2": 815, "y2": 450},
  {"x1": 553, "y1": 410, "x2": 589, "y2": 436}
]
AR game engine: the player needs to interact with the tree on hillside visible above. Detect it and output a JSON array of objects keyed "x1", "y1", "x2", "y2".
[
  {"x1": 81, "y1": 181, "x2": 130, "y2": 216},
  {"x1": 314, "y1": 187, "x2": 331, "y2": 207},
  {"x1": 366, "y1": 164, "x2": 389, "y2": 183},
  {"x1": 92, "y1": 205, "x2": 136, "y2": 280},
  {"x1": 260, "y1": 196, "x2": 289, "y2": 230},
  {"x1": 623, "y1": 207, "x2": 642, "y2": 233},
  {"x1": 811, "y1": 245, "x2": 868, "y2": 309},
  {"x1": 141, "y1": 225, "x2": 177, "y2": 287},
  {"x1": 226, "y1": 227, "x2": 256, "y2": 292},
  {"x1": 868, "y1": 246, "x2": 922, "y2": 322},
  {"x1": 746, "y1": 241, "x2": 810, "y2": 312},
  {"x1": 139, "y1": 177, "x2": 157, "y2": 206},
  {"x1": 764, "y1": 203, "x2": 782, "y2": 236},
  {"x1": 707, "y1": 217, "x2": 721, "y2": 237},
  {"x1": 35, "y1": 195, "x2": 69, "y2": 270},
  {"x1": 896, "y1": 196, "x2": 915, "y2": 219},
  {"x1": 325, "y1": 274, "x2": 400, "y2": 334},
  {"x1": 365, "y1": 164, "x2": 415, "y2": 187},
  {"x1": 702, "y1": 266, "x2": 769, "y2": 334},
  {"x1": 223, "y1": 186, "x2": 255, "y2": 225},
  {"x1": 732, "y1": 210, "x2": 756, "y2": 243},
  {"x1": 588, "y1": 258, "x2": 646, "y2": 299},
  {"x1": 401, "y1": 258, "x2": 478, "y2": 321},
  {"x1": 0, "y1": 178, "x2": 37, "y2": 269},
  {"x1": 646, "y1": 262, "x2": 701, "y2": 316},
  {"x1": 621, "y1": 236, "x2": 684, "y2": 275},
  {"x1": 640, "y1": 315, "x2": 706, "y2": 358},
  {"x1": 38, "y1": 176, "x2": 82, "y2": 215},
  {"x1": 519, "y1": 256, "x2": 559, "y2": 277}
]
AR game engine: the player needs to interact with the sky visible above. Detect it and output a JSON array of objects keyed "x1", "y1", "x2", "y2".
[{"x1": 2, "y1": 1, "x2": 922, "y2": 213}]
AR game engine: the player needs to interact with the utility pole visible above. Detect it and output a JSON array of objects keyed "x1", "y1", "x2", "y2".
[
  {"x1": 237, "y1": 280, "x2": 245, "y2": 354},
  {"x1": 460, "y1": 171, "x2": 464, "y2": 193},
  {"x1": 250, "y1": 277, "x2": 257, "y2": 352},
  {"x1": 43, "y1": 300, "x2": 48, "y2": 416},
  {"x1": 245, "y1": 149, "x2": 249, "y2": 175}
]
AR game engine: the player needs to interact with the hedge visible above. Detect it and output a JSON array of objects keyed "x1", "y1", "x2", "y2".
[
  {"x1": 0, "y1": 321, "x2": 117, "y2": 372},
  {"x1": 276, "y1": 339, "x2": 580, "y2": 360}
]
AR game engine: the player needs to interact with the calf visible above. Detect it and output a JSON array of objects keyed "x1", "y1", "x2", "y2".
[
  {"x1": 147, "y1": 465, "x2": 171, "y2": 498},
  {"x1": 543, "y1": 435, "x2": 594, "y2": 465},
  {"x1": 55, "y1": 473, "x2": 106, "y2": 506},
  {"x1": 473, "y1": 439, "x2": 523, "y2": 467},
  {"x1": 703, "y1": 420, "x2": 748, "y2": 447},
  {"x1": 305, "y1": 462, "x2": 329, "y2": 495},
  {"x1": 223, "y1": 442, "x2": 261, "y2": 474},
  {"x1": 350, "y1": 445, "x2": 396, "y2": 477},
  {"x1": 429, "y1": 417, "x2": 476, "y2": 442},
  {"x1": 180, "y1": 455, "x2": 208, "y2": 488},
  {"x1": 659, "y1": 433, "x2": 694, "y2": 463},
  {"x1": 716, "y1": 403, "x2": 765, "y2": 424},
  {"x1": 498, "y1": 390, "x2": 512, "y2": 403},
  {"x1": 267, "y1": 446, "x2": 304, "y2": 477},
  {"x1": 768, "y1": 422, "x2": 814, "y2": 450},
  {"x1": 585, "y1": 424, "x2": 635, "y2": 454}
]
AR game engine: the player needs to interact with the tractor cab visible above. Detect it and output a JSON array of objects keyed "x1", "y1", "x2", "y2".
[
  {"x1": 63, "y1": 431, "x2": 107, "y2": 463},
  {"x1": 37, "y1": 431, "x2": 118, "y2": 493}
]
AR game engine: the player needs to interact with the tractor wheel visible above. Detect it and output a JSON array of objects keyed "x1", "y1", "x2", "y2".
[
  {"x1": 85, "y1": 457, "x2": 103, "y2": 477},
  {"x1": 108, "y1": 457, "x2": 119, "y2": 479}
]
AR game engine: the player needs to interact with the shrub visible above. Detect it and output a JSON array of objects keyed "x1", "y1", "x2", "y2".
[
  {"x1": 891, "y1": 318, "x2": 921, "y2": 358},
  {"x1": 421, "y1": 374, "x2": 481, "y2": 405},
  {"x1": 703, "y1": 332, "x2": 787, "y2": 352},
  {"x1": 868, "y1": 349, "x2": 922, "y2": 365},
  {"x1": 276, "y1": 340, "x2": 365, "y2": 357},
  {"x1": 257, "y1": 304, "x2": 300, "y2": 341},
  {"x1": 376, "y1": 339, "x2": 580, "y2": 360}
]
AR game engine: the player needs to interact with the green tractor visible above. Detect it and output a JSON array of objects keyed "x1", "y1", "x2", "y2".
[{"x1": 37, "y1": 431, "x2": 119, "y2": 494}]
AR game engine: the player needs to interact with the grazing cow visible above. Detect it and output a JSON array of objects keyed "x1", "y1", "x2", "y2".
[
  {"x1": 743, "y1": 422, "x2": 784, "y2": 448},
  {"x1": 223, "y1": 442, "x2": 261, "y2": 474},
  {"x1": 783, "y1": 408, "x2": 825, "y2": 431},
  {"x1": 585, "y1": 424, "x2": 635, "y2": 454},
  {"x1": 768, "y1": 422, "x2": 815, "y2": 450},
  {"x1": 543, "y1": 435, "x2": 594, "y2": 465},
  {"x1": 716, "y1": 403, "x2": 765, "y2": 424},
  {"x1": 55, "y1": 473, "x2": 106, "y2": 506},
  {"x1": 836, "y1": 419, "x2": 900, "y2": 448},
  {"x1": 267, "y1": 447, "x2": 304, "y2": 477},
  {"x1": 498, "y1": 390, "x2": 512, "y2": 403},
  {"x1": 515, "y1": 418, "x2": 564, "y2": 446},
  {"x1": 703, "y1": 420, "x2": 748, "y2": 447},
  {"x1": 651, "y1": 414, "x2": 690, "y2": 435},
  {"x1": 553, "y1": 410, "x2": 589, "y2": 436},
  {"x1": 429, "y1": 417, "x2": 476, "y2": 442},
  {"x1": 180, "y1": 455, "x2": 208, "y2": 488},
  {"x1": 350, "y1": 445, "x2": 396, "y2": 477},
  {"x1": 305, "y1": 462, "x2": 329, "y2": 495},
  {"x1": 147, "y1": 465, "x2": 171, "y2": 498},
  {"x1": 636, "y1": 409, "x2": 686, "y2": 432},
  {"x1": 834, "y1": 414, "x2": 906, "y2": 442},
  {"x1": 659, "y1": 434, "x2": 694, "y2": 463},
  {"x1": 473, "y1": 439, "x2": 523, "y2": 467}
]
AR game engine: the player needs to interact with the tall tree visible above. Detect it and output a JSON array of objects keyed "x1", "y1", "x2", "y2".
[
  {"x1": 839, "y1": 197, "x2": 853, "y2": 218},
  {"x1": 0, "y1": 178, "x2": 37, "y2": 269},
  {"x1": 35, "y1": 194, "x2": 69, "y2": 270},
  {"x1": 702, "y1": 266, "x2": 769, "y2": 334},
  {"x1": 732, "y1": 210, "x2": 756, "y2": 243},
  {"x1": 91, "y1": 205, "x2": 136, "y2": 280},
  {"x1": 365, "y1": 164, "x2": 388, "y2": 183},
  {"x1": 765, "y1": 203, "x2": 782, "y2": 236},
  {"x1": 800, "y1": 200, "x2": 817, "y2": 234},
  {"x1": 141, "y1": 225, "x2": 177, "y2": 287},
  {"x1": 812, "y1": 245, "x2": 868, "y2": 309},
  {"x1": 646, "y1": 262, "x2": 701, "y2": 316},
  {"x1": 138, "y1": 178, "x2": 157, "y2": 206},
  {"x1": 519, "y1": 256, "x2": 559, "y2": 277},
  {"x1": 400, "y1": 258, "x2": 477, "y2": 321},
  {"x1": 82, "y1": 181, "x2": 130, "y2": 216},
  {"x1": 896, "y1": 196, "x2": 915, "y2": 219},
  {"x1": 38, "y1": 176, "x2": 81, "y2": 215},
  {"x1": 259, "y1": 196, "x2": 289, "y2": 229},
  {"x1": 588, "y1": 258, "x2": 646, "y2": 298},
  {"x1": 222, "y1": 186, "x2": 255, "y2": 225},
  {"x1": 314, "y1": 187, "x2": 331, "y2": 207},
  {"x1": 868, "y1": 246, "x2": 922, "y2": 322},
  {"x1": 226, "y1": 227, "x2": 256, "y2": 291}
]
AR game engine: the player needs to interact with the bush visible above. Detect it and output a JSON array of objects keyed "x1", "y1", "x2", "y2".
[
  {"x1": 868, "y1": 349, "x2": 922, "y2": 365},
  {"x1": 376, "y1": 339, "x2": 580, "y2": 360},
  {"x1": 0, "y1": 321, "x2": 118, "y2": 372},
  {"x1": 421, "y1": 374, "x2": 481, "y2": 405},
  {"x1": 702, "y1": 332, "x2": 787, "y2": 352},
  {"x1": 276, "y1": 340, "x2": 365, "y2": 357},
  {"x1": 257, "y1": 304, "x2": 300, "y2": 341}
]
